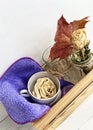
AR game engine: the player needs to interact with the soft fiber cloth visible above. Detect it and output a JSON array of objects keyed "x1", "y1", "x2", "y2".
[{"x1": 0, "y1": 57, "x2": 73, "y2": 124}]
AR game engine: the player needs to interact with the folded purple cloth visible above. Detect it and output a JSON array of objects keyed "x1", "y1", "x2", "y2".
[{"x1": 0, "y1": 57, "x2": 73, "y2": 124}]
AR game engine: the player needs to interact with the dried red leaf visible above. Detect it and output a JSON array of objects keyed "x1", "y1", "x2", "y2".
[
  {"x1": 50, "y1": 42, "x2": 73, "y2": 59},
  {"x1": 71, "y1": 16, "x2": 89, "y2": 32},
  {"x1": 49, "y1": 15, "x2": 89, "y2": 60}
]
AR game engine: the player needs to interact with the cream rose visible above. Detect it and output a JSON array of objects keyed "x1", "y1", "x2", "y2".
[
  {"x1": 32, "y1": 77, "x2": 57, "y2": 99},
  {"x1": 71, "y1": 29, "x2": 89, "y2": 50}
]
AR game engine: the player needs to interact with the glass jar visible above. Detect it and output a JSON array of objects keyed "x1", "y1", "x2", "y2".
[
  {"x1": 42, "y1": 46, "x2": 85, "y2": 84},
  {"x1": 42, "y1": 46, "x2": 71, "y2": 77},
  {"x1": 71, "y1": 53, "x2": 93, "y2": 74}
]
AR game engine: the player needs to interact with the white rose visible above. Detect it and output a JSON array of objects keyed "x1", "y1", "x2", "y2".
[{"x1": 71, "y1": 29, "x2": 89, "y2": 50}]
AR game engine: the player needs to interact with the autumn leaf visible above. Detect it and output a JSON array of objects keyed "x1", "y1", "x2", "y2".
[{"x1": 49, "y1": 15, "x2": 89, "y2": 60}]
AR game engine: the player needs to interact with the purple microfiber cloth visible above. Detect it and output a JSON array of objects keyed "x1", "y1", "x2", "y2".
[{"x1": 0, "y1": 57, "x2": 73, "y2": 124}]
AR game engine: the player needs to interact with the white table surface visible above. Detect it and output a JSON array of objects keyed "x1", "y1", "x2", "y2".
[
  {"x1": 0, "y1": 0, "x2": 93, "y2": 130},
  {"x1": 56, "y1": 93, "x2": 93, "y2": 130}
]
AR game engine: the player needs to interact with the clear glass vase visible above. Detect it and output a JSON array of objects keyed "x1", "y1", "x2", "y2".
[
  {"x1": 42, "y1": 46, "x2": 85, "y2": 84},
  {"x1": 71, "y1": 53, "x2": 93, "y2": 74},
  {"x1": 42, "y1": 46, "x2": 71, "y2": 76}
]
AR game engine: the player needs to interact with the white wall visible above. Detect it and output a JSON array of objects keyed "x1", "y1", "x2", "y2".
[{"x1": 0, "y1": 0, "x2": 93, "y2": 76}]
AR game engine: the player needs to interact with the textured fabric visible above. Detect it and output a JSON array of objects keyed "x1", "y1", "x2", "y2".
[{"x1": 0, "y1": 57, "x2": 73, "y2": 124}]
